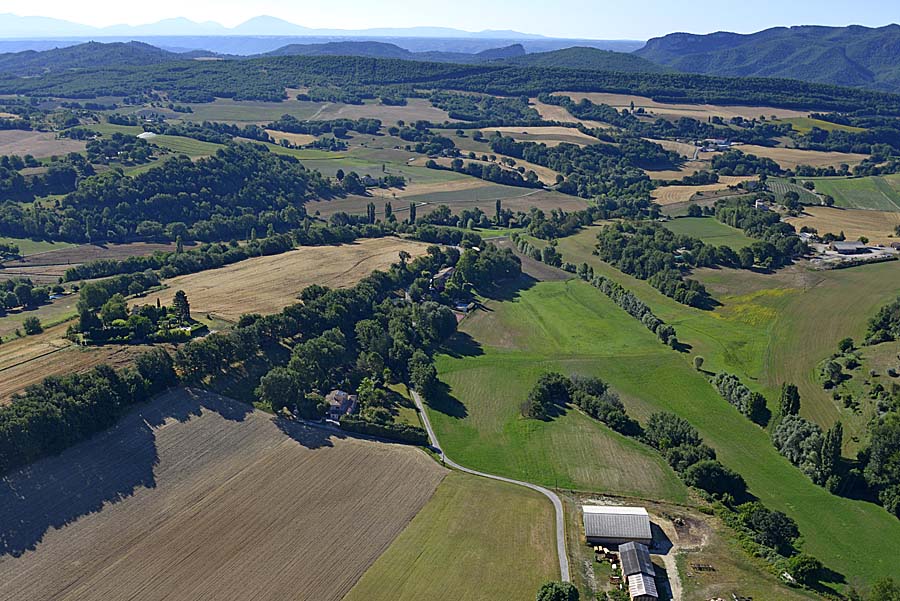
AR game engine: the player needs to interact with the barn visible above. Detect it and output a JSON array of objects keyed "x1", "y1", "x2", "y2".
[
  {"x1": 620, "y1": 541, "x2": 659, "y2": 601},
  {"x1": 582, "y1": 506, "x2": 652, "y2": 546}
]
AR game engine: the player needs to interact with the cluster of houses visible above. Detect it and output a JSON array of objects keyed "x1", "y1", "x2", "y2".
[{"x1": 583, "y1": 506, "x2": 661, "y2": 601}]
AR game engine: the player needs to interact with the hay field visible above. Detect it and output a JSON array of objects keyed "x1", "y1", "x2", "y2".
[
  {"x1": 0, "y1": 388, "x2": 447, "y2": 601},
  {"x1": 737, "y1": 144, "x2": 867, "y2": 169},
  {"x1": 311, "y1": 98, "x2": 450, "y2": 123},
  {"x1": 662, "y1": 217, "x2": 754, "y2": 249},
  {"x1": 0, "y1": 130, "x2": 85, "y2": 158},
  {"x1": 150, "y1": 237, "x2": 430, "y2": 319},
  {"x1": 2, "y1": 241, "x2": 182, "y2": 284},
  {"x1": 344, "y1": 472, "x2": 558, "y2": 601},
  {"x1": 182, "y1": 98, "x2": 326, "y2": 123},
  {"x1": 529, "y1": 98, "x2": 609, "y2": 130},
  {"x1": 645, "y1": 160, "x2": 709, "y2": 181},
  {"x1": 785, "y1": 206, "x2": 900, "y2": 245},
  {"x1": 265, "y1": 129, "x2": 316, "y2": 146},
  {"x1": 646, "y1": 138, "x2": 699, "y2": 158},
  {"x1": 555, "y1": 92, "x2": 809, "y2": 120},
  {"x1": 652, "y1": 182, "x2": 744, "y2": 205},
  {"x1": 0, "y1": 325, "x2": 161, "y2": 403},
  {"x1": 478, "y1": 126, "x2": 599, "y2": 147}
]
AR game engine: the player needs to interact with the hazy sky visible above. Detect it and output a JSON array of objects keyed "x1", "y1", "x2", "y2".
[{"x1": 3, "y1": 0, "x2": 899, "y2": 39}]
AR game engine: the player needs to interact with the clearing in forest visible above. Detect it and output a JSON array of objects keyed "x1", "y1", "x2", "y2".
[{"x1": 0, "y1": 388, "x2": 446, "y2": 601}]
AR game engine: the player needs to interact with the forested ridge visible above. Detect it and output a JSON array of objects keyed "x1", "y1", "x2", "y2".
[{"x1": 2, "y1": 52, "x2": 900, "y2": 113}]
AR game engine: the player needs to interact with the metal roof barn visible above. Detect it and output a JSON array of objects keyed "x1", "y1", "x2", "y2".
[{"x1": 582, "y1": 506, "x2": 652, "y2": 546}]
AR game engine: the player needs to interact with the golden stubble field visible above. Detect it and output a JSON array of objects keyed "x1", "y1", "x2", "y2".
[
  {"x1": 0, "y1": 388, "x2": 448, "y2": 601},
  {"x1": 146, "y1": 237, "x2": 431, "y2": 320},
  {"x1": 785, "y1": 206, "x2": 900, "y2": 245},
  {"x1": 737, "y1": 144, "x2": 868, "y2": 169},
  {"x1": 555, "y1": 92, "x2": 810, "y2": 120}
]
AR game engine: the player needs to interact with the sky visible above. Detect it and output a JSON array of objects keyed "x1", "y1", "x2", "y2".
[{"x1": 1, "y1": 0, "x2": 898, "y2": 39}]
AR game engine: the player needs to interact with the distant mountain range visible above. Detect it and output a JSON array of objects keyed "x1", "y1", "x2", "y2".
[
  {"x1": 636, "y1": 24, "x2": 900, "y2": 93},
  {"x1": 0, "y1": 40, "x2": 668, "y2": 76},
  {"x1": 0, "y1": 13, "x2": 548, "y2": 40}
]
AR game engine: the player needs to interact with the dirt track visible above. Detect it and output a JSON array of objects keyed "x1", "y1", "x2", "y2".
[{"x1": 0, "y1": 388, "x2": 447, "y2": 601}]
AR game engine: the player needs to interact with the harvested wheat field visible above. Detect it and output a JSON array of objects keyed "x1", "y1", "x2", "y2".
[
  {"x1": 0, "y1": 323, "x2": 168, "y2": 403},
  {"x1": 0, "y1": 130, "x2": 85, "y2": 158},
  {"x1": 556, "y1": 92, "x2": 810, "y2": 121},
  {"x1": 265, "y1": 129, "x2": 316, "y2": 146},
  {"x1": 785, "y1": 206, "x2": 900, "y2": 245},
  {"x1": 646, "y1": 138, "x2": 699, "y2": 158},
  {"x1": 479, "y1": 125, "x2": 600, "y2": 147},
  {"x1": 652, "y1": 181, "x2": 750, "y2": 205},
  {"x1": 646, "y1": 160, "x2": 709, "y2": 181},
  {"x1": 737, "y1": 144, "x2": 867, "y2": 169},
  {"x1": 149, "y1": 237, "x2": 430, "y2": 319},
  {"x1": 0, "y1": 388, "x2": 447, "y2": 601},
  {"x1": 529, "y1": 98, "x2": 609, "y2": 130}
]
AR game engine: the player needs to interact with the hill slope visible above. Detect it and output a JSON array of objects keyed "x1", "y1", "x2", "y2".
[
  {"x1": 636, "y1": 24, "x2": 900, "y2": 92},
  {"x1": 0, "y1": 41, "x2": 185, "y2": 75},
  {"x1": 505, "y1": 46, "x2": 667, "y2": 73}
]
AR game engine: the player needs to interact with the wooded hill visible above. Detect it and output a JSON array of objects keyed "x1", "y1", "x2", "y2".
[
  {"x1": 636, "y1": 24, "x2": 900, "y2": 93},
  {"x1": 2, "y1": 45, "x2": 900, "y2": 113}
]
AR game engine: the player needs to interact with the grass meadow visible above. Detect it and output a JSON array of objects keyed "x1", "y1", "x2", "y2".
[
  {"x1": 802, "y1": 175, "x2": 900, "y2": 211},
  {"x1": 427, "y1": 271, "x2": 900, "y2": 589},
  {"x1": 343, "y1": 472, "x2": 557, "y2": 601},
  {"x1": 662, "y1": 216, "x2": 755, "y2": 249}
]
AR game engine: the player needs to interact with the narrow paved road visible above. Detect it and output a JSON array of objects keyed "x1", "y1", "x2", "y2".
[{"x1": 410, "y1": 390, "x2": 571, "y2": 582}]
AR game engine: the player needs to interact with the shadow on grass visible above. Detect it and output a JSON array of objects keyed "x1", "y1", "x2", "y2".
[
  {"x1": 0, "y1": 388, "x2": 250, "y2": 558},
  {"x1": 426, "y1": 381, "x2": 469, "y2": 420},
  {"x1": 441, "y1": 331, "x2": 484, "y2": 359},
  {"x1": 479, "y1": 273, "x2": 539, "y2": 302}
]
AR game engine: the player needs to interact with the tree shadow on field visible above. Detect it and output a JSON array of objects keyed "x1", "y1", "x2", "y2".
[
  {"x1": 273, "y1": 417, "x2": 342, "y2": 450},
  {"x1": 0, "y1": 387, "x2": 250, "y2": 558},
  {"x1": 441, "y1": 332, "x2": 484, "y2": 359},
  {"x1": 480, "y1": 273, "x2": 538, "y2": 303},
  {"x1": 426, "y1": 381, "x2": 469, "y2": 420}
]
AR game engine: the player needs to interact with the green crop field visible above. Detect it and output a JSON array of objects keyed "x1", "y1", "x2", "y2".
[
  {"x1": 153, "y1": 135, "x2": 224, "y2": 157},
  {"x1": 0, "y1": 236, "x2": 75, "y2": 256},
  {"x1": 802, "y1": 175, "x2": 900, "y2": 211},
  {"x1": 662, "y1": 216, "x2": 755, "y2": 249},
  {"x1": 768, "y1": 177, "x2": 820, "y2": 205},
  {"x1": 343, "y1": 471, "x2": 557, "y2": 601},
  {"x1": 428, "y1": 275, "x2": 900, "y2": 589},
  {"x1": 777, "y1": 117, "x2": 865, "y2": 134},
  {"x1": 181, "y1": 99, "x2": 327, "y2": 123}
]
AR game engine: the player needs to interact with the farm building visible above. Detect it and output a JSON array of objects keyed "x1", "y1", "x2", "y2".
[
  {"x1": 325, "y1": 390, "x2": 358, "y2": 421},
  {"x1": 620, "y1": 541, "x2": 659, "y2": 601},
  {"x1": 431, "y1": 266, "x2": 456, "y2": 291},
  {"x1": 830, "y1": 241, "x2": 869, "y2": 255},
  {"x1": 582, "y1": 506, "x2": 652, "y2": 546}
]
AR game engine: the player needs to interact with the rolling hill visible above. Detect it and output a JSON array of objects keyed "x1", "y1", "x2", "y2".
[
  {"x1": 0, "y1": 41, "x2": 187, "y2": 76},
  {"x1": 636, "y1": 24, "x2": 900, "y2": 93},
  {"x1": 505, "y1": 46, "x2": 667, "y2": 73}
]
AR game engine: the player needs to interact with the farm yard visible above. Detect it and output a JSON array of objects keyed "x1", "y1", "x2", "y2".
[
  {"x1": 0, "y1": 388, "x2": 447, "y2": 601},
  {"x1": 801, "y1": 174, "x2": 900, "y2": 211},
  {"x1": 148, "y1": 237, "x2": 431, "y2": 320},
  {"x1": 344, "y1": 472, "x2": 558, "y2": 601}
]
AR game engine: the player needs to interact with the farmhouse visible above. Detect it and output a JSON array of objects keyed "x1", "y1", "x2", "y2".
[
  {"x1": 830, "y1": 241, "x2": 869, "y2": 255},
  {"x1": 620, "y1": 541, "x2": 659, "y2": 601},
  {"x1": 431, "y1": 266, "x2": 456, "y2": 291},
  {"x1": 582, "y1": 506, "x2": 652, "y2": 547},
  {"x1": 325, "y1": 390, "x2": 358, "y2": 421}
]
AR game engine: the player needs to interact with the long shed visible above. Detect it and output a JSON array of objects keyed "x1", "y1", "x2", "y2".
[{"x1": 582, "y1": 506, "x2": 652, "y2": 546}]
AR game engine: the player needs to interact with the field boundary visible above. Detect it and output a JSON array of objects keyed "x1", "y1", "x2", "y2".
[{"x1": 411, "y1": 389, "x2": 570, "y2": 581}]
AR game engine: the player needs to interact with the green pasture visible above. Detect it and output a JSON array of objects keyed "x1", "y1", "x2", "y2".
[
  {"x1": 343, "y1": 472, "x2": 557, "y2": 601},
  {"x1": 428, "y1": 276, "x2": 900, "y2": 588},
  {"x1": 777, "y1": 117, "x2": 865, "y2": 134},
  {"x1": 0, "y1": 236, "x2": 75, "y2": 257},
  {"x1": 802, "y1": 175, "x2": 900, "y2": 211},
  {"x1": 663, "y1": 216, "x2": 755, "y2": 249}
]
